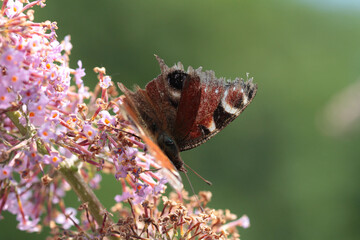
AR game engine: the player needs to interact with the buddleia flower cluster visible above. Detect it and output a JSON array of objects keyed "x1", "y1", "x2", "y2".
[{"x1": 0, "y1": 0, "x2": 249, "y2": 239}]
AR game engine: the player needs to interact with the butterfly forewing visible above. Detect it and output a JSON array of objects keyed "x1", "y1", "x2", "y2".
[
  {"x1": 117, "y1": 88, "x2": 183, "y2": 191},
  {"x1": 173, "y1": 75, "x2": 202, "y2": 141}
]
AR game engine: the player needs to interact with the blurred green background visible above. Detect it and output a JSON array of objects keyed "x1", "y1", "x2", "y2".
[{"x1": 2, "y1": 0, "x2": 360, "y2": 239}]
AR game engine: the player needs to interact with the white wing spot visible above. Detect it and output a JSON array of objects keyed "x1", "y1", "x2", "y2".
[
  {"x1": 215, "y1": 89, "x2": 219, "y2": 94},
  {"x1": 221, "y1": 89, "x2": 238, "y2": 114}
]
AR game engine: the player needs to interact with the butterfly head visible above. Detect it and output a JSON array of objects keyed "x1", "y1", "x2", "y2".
[{"x1": 156, "y1": 131, "x2": 186, "y2": 172}]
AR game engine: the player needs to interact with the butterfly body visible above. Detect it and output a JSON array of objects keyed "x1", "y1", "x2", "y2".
[{"x1": 118, "y1": 56, "x2": 257, "y2": 189}]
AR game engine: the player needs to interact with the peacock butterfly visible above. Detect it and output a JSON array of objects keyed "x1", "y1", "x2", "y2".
[{"x1": 118, "y1": 56, "x2": 257, "y2": 190}]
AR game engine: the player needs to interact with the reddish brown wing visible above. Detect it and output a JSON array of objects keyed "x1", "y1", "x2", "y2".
[
  {"x1": 118, "y1": 56, "x2": 257, "y2": 180},
  {"x1": 130, "y1": 56, "x2": 257, "y2": 152},
  {"x1": 173, "y1": 74, "x2": 202, "y2": 141},
  {"x1": 172, "y1": 68, "x2": 258, "y2": 151}
]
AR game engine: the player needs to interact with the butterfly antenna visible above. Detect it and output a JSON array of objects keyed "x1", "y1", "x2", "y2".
[
  {"x1": 183, "y1": 162, "x2": 212, "y2": 186},
  {"x1": 118, "y1": 129, "x2": 140, "y2": 139},
  {"x1": 183, "y1": 170, "x2": 205, "y2": 212}
]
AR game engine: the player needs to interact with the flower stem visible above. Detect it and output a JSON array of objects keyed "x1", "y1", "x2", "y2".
[
  {"x1": 59, "y1": 165, "x2": 119, "y2": 240},
  {"x1": 5, "y1": 111, "x2": 27, "y2": 136}
]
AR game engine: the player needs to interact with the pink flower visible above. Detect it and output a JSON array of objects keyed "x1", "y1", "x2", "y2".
[
  {"x1": 74, "y1": 60, "x2": 85, "y2": 85},
  {"x1": 38, "y1": 122, "x2": 56, "y2": 142},
  {"x1": 11, "y1": 158, "x2": 27, "y2": 172},
  {"x1": 48, "y1": 110, "x2": 60, "y2": 123},
  {"x1": 28, "y1": 34, "x2": 43, "y2": 52},
  {"x1": 16, "y1": 215, "x2": 40, "y2": 232},
  {"x1": 20, "y1": 85, "x2": 41, "y2": 103},
  {"x1": 89, "y1": 174, "x2": 102, "y2": 189},
  {"x1": 61, "y1": 35, "x2": 73, "y2": 54},
  {"x1": 0, "y1": 165, "x2": 13, "y2": 180},
  {"x1": 0, "y1": 48, "x2": 25, "y2": 67},
  {"x1": 115, "y1": 191, "x2": 134, "y2": 203},
  {"x1": 83, "y1": 123, "x2": 97, "y2": 140},
  {"x1": 98, "y1": 110, "x2": 116, "y2": 126},
  {"x1": 55, "y1": 207, "x2": 79, "y2": 230},
  {"x1": 43, "y1": 151, "x2": 62, "y2": 167},
  {"x1": 153, "y1": 178, "x2": 167, "y2": 194},
  {"x1": 220, "y1": 214, "x2": 251, "y2": 231},
  {"x1": 99, "y1": 76, "x2": 112, "y2": 89},
  {"x1": 5, "y1": 0, "x2": 23, "y2": 18},
  {"x1": 27, "y1": 94, "x2": 49, "y2": 126},
  {"x1": 5, "y1": 66, "x2": 29, "y2": 91},
  {"x1": 0, "y1": 87, "x2": 16, "y2": 109}
]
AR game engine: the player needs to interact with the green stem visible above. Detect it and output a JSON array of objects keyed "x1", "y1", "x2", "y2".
[
  {"x1": 5, "y1": 111, "x2": 48, "y2": 155},
  {"x1": 5, "y1": 111, "x2": 27, "y2": 136},
  {"x1": 58, "y1": 165, "x2": 104, "y2": 224},
  {"x1": 59, "y1": 165, "x2": 119, "y2": 240}
]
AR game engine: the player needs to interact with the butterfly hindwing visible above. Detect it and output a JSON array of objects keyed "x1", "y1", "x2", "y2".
[{"x1": 176, "y1": 74, "x2": 257, "y2": 151}]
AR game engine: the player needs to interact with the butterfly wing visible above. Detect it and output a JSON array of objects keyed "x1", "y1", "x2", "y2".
[
  {"x1": 118, "y1": 84, "x2": 183, "y2": 191},
  {"x1": 136, "y1": 56, "x2": 257, "y2": 151},
  {"x1": 171, "y1": 64, "x2": 258, "y2": 151},
  {"x1": 117, "y1": 55, "x2": 257, "y2": 187}
]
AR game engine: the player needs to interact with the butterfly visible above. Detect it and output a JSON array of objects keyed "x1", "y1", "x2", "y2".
[{"x1": 118, "y1": 55, "x2": 257, "y2": 191}]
